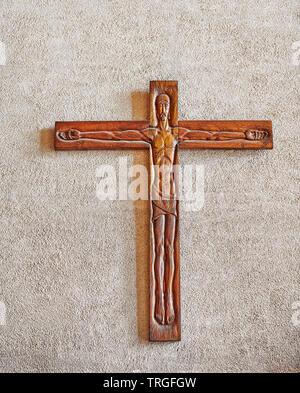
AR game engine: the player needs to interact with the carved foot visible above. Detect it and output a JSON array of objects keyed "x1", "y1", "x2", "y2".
[
  {"x1": 155, "y1": 292, "x2": 165, "y2": 325},
  {"x1": 165, "y1": 291, "x2": 175, "y2": 325},
  {"x1": 245, "y1": 129, "x2": 268, "y2": 140},
  {"x1": 58, "y1": 129, "x2": 80, "y2": 140}
]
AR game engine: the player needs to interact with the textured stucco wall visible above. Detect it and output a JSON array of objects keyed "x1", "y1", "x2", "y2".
[{"x1": 0, "y1": 0, "x2": 299, "y2": 372}]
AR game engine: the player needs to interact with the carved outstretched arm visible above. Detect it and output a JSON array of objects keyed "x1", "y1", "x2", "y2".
[
  {"x1": 55, "y1": 121, "x2": 156, "y2": 150},
  {"x1": 177, "y1": 127, "x2": 269, "y2": 142},
  {"x1": 175, "y1": 121, "x2": 272, "y2": 150},
  {"x1": 57, "y1": 128, "x2": 154, "y2": 143}
]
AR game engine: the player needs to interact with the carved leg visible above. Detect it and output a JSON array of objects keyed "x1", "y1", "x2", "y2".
[
  {"x1": 153, "y1": 215, "x2": 165, "y2": 325},
  {"x1": 164, "y1": 214, "x2": 176, "y2": 325}
]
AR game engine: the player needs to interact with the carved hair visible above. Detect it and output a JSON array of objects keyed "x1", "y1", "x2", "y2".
[
  {"x1": 156, "y1": 93, "x2": 170, "y2": 105},
  {"x1": 155, "y1": 93, "x2": 171, "y2": 121}
]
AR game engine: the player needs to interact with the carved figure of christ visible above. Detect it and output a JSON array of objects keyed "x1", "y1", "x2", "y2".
[{"x1": 55, "y1": 81, "x2": 273, "y2": 341}]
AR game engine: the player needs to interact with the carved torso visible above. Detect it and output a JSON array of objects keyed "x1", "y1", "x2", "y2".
[
  {"x1": 151, "y1": 128, "x2": 177, "y2": 166},
  {"x1": 151, "y1": 128, "x2": 178, "y2": 219}
]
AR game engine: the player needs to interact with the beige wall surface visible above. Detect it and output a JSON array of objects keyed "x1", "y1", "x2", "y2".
[{"x1": 0, "y1": 0, "x2": 299, "y2": 372}]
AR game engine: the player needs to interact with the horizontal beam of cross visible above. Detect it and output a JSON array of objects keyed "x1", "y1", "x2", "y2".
[{"x1": 55, "y1": 120, "x2": 272, "y2": 150}]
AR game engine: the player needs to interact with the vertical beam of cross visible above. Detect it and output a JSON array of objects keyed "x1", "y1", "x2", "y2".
[
  {"x1": 55, "y1": 81, "x2": 273, "y2": 342},
  {"x1": 149, "y1": 81, "x2": 180, "y2": 341}
]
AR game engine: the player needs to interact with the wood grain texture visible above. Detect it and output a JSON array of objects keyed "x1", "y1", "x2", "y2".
[{"x1": 54, "y1": 81, "x2": 273, "y2": 342}]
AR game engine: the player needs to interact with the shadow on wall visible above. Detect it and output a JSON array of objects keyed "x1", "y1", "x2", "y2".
[
  {"x1": 39, "y1": 92, "x2": 151, "y2": 341},
  {"x1": 131, "y1": 91, "x2": 149, "y2": 121},
  {"x1": 40, "y1": 128, "x2": 55, "y2": 152},
  {"x1": 133, "y1": 154, "x2": 150, "y2": 342},
  {"x1": 131, "y1": 90, "x2": 150, "y2": 341}
]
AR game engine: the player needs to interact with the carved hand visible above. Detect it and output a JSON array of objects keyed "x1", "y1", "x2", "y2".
[
  {"x1": 58, "y1": 129, "x2": 81, "y2": 140},
  {"x1": 245, "y1": 129, "x2": 268, "y2": 140}
]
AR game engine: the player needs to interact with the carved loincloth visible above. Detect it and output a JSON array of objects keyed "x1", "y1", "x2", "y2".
[{"x1": 151, "y1": 185, "x2": 177, "y2": 221}]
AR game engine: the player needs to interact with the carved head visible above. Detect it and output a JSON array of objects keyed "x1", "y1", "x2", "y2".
[{"x1": 155, "y1": 94, "x2": 170, "y2": 122}]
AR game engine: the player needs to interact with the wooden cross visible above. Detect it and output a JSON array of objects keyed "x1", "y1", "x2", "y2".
[{"x1": 55, "y1": 81, "x2": 273, "y2": 342}]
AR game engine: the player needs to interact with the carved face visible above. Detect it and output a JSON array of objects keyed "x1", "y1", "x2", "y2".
[{"x1": 156, "y1": 94, "x2": 170, "y2": 121}]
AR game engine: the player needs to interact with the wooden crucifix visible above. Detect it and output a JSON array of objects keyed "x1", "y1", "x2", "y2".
[{"x1": 55, "y1": 81, "x2": 273, "y2": 342}]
